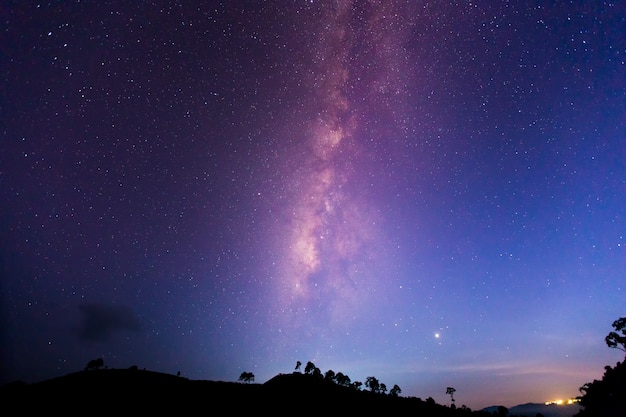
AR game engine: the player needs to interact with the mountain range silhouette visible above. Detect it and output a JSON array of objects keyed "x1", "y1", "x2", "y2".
[{"x1": 0, "y1": 367, "x2": 583, "y2": 416}]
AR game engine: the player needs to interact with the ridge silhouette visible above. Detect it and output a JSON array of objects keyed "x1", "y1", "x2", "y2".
[
  {"x1": 2, "y1": 315, "x2": 624, "y2": 416},
  {"x1": 0, "y1": 368, "x2": 485, "y2": 415}
]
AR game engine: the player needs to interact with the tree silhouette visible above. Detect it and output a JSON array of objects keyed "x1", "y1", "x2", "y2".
[
  {"x1": 446, "y1": 386, "x2": 456, "y2": 405},
  {"x1": 311, "y1": 367, "x2": 322, "y2": 379},
  {"x1": 324, "y1": 369, "x2": 336, "y2": 382},
  {"x1": 300, "y1": 361, "x2": 322, "y2": 379},
  {"x1": 365, "y1": 376, "x2": 380, "y2": 393},
  {"x1": 576, "y1": 316, "x2": 626, "y2": 416},
  {"x1": 335, "y1": 372, "x2": 351, "y2": 387},
  {"x1": 238, "y1": 371, "x2": 255, "y2": 383},
  {"x1": 284, "y1": 361, "x2": 404, "y2": 400},
  {"x1": 605, "y1": 317, "x2": 626, "y2": 353},
  {"x1": 304, "y1": 361, "x2": 316, "y2": 375}
]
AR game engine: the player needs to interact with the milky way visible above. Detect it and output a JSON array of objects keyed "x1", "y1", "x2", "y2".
[{"x1": 278, "y1": 2, "x2": 386, "y2": 314}]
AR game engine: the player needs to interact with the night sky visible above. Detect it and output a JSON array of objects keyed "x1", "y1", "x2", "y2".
[{"x1": 1, "y1": 1, "x2": 625, "y2": 410}]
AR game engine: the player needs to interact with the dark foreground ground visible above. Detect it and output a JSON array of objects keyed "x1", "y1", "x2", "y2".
[{"x1": 0, "y1": 369, "x2": 495, "y2": 415}]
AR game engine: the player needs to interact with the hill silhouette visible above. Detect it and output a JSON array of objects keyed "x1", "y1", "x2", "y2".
[
  {"x1": 0, "y1": 368, "x2": 493, "y2": 415},
  {"x1": 3, "y1": 316, "x2": 624, "y2": 415},
  {"x1": 483, "y1": 402, "x2": 581, "y2": 417}
]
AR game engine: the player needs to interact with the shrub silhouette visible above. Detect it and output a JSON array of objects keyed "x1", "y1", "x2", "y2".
[{"x1": 84, "y1": 357, "x2": 104, "y2": 370}]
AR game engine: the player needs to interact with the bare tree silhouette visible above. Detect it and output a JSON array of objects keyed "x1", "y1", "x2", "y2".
[{"x1": 446, "y1": 387, "x2": 456, "y2": 405}]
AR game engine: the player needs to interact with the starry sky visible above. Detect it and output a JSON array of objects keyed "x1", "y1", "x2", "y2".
[{"x1": 1, "y1": 0, "x2": 625, "y2": 410}]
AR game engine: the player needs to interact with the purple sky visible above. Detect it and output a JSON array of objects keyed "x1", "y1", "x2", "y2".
[{"x1": 1, "y1": 1, "x2": 625, "y2": 410}]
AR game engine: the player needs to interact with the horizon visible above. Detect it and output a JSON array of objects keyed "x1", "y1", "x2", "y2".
[
  {"x1": 1, "y1": 349, "x2": 619, "y2": 410},
  {"x1": 1, "y1": 1, "x2": 624, "y2": 412},
  {"x1": 0, "y1": 364, "x2": 589, "y2": 411}
]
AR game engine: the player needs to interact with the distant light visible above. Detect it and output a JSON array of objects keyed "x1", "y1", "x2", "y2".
[
  {"x1": 434, "y1": 333, "x2": 440, "y2": 338},
  {"x1": 545, "y1": 398, "x2": 580, "y2": 406}
]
